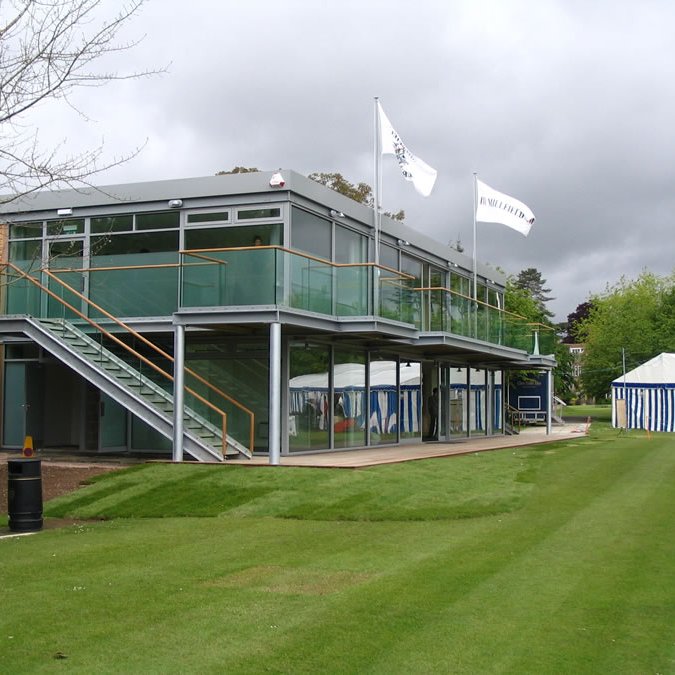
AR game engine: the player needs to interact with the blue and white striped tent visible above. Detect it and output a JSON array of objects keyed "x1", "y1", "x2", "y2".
[{"x1": 612, "y1": 353, "x2": 675, "y2": 432}]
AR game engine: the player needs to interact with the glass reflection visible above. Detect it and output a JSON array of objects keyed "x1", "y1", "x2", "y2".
[
  {"x1": 449, "y1": 367, "x2": 468, "y2": 438},
  {"x1": 369, "y1": 357, "x2": 400, "y2": 445},
  {"x1": 288, "y1": 342, "x2": 330, "y2": 452},
  {"x1": 492, "y1": 370, "x2": 503, "y2": 432},
  {"x1": 333, "y1": 349, "x2": 366, "y2": 449},
  {"x1": 470, "y1": 368, "x2": 487, "y2": 435}
]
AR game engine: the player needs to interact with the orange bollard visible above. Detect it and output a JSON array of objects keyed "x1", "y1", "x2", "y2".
[{"x1": 22, "y1": 435, "x2": 35, "y2": 458}]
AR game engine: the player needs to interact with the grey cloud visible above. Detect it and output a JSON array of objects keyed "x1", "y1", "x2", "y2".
[{"x1": 27, "y1": 0, "x2": 675, "y2": 320}]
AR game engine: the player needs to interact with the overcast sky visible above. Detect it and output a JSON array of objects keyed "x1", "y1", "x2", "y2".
[{"x1": 32, "y1": 0, "x2": 675, "y2": 320}]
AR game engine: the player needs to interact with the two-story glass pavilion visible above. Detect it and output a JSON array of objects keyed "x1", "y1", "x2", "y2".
[{"x1": 0, "y1": 170, "x2": 555, "y2": 462}]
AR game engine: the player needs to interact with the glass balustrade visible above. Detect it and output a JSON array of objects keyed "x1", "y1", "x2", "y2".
[
  {"x1": 3, "y1": 247, "x2": 555, "y2": 356},
  {"x1": 89, "y1": 253, "x2": 179, "y2": 318},
  {"x1": 5, "y1": 263, "x2": 42, "y2": 316}
]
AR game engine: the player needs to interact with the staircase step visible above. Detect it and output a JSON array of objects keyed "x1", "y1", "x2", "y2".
[{"x1": 33, "y1": 317, "x2": 243, "y2": 462}]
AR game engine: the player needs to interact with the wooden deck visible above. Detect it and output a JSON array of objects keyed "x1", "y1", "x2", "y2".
[{"x1": 229, "y1": 423, "x2": 590, "y2": 468}]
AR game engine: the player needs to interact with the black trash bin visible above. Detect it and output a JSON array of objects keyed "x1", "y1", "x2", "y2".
[{"x1": 8, "y1": 458, "x2": 43, "y2": 532}]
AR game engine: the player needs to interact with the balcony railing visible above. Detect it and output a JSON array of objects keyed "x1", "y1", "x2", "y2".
[{"x1": 3, "y1": 246, "x2": 555, "y2": 355}]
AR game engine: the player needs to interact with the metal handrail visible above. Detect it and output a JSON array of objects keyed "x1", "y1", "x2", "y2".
[
  {"x1": 3, "y1": 263, "x2": 252, "y2": 456},
  {"x1": 505, "y1": 404, "x2": 524, "y2": 431},
  {"x1": 41, "y1": 268, "x2": 255, "y2": 454},
  {"x1": 415, "y1": 285, "x2": 556, "y2": 328},
  {"x1": 180, "y1": 245, "x2": 416, "y2": 279}
]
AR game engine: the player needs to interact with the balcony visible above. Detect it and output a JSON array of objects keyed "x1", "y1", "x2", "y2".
[{"x1": 3, "y1": 246, "x2": 555, "y2": 355}]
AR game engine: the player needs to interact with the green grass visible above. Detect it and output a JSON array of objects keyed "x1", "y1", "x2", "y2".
[
  {"x1": 43, "y1": 449, "x2": 536, "y2": 521},
  {"x1": 1, "y1": 425, "x2": 674, "y2": 673},
  {"x1": 563, "y1": 403, "x2": 612, "y2": 421}
]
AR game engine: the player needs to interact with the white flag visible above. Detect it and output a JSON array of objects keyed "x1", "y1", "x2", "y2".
[
  {"x1": 475, "y1": 179, "x2": 535, "y2": 236},
  {"x1": 377, "y1": 101, "x2": 437, "y2": 197}
]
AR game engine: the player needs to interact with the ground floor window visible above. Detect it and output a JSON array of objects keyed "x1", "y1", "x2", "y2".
[{"x1": 288, "y1": 341, "x2": 330, "y2": 452}]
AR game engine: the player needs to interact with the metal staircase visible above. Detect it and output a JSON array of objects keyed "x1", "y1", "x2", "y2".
[{"x1": 18, "y1": 316, "x2": 251, "y2": 461}]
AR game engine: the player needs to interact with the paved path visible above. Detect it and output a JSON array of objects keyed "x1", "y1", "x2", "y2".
[{"x1": 228, "y1": 423, "x2": 590, "y2": 468}]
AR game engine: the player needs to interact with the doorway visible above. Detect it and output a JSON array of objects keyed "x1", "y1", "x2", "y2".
[{"x1": 46, "y1": 238, "x2": 85, "y2": 318}]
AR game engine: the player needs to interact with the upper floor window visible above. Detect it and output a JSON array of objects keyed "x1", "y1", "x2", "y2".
[
  {"x1": 335, "y1": 225, "x2": 367, "y2": 264},
  {"x1": 9, "y1": 222, "x2": 43, "y2": 239},
  {"x1": 135, "y1": 211, "x2": 180, "y2": 231},
  {"x1": 291, "y1": 206, "x2": 331, "y2": 260},
  {"x1": 237, "y1": 207, "x2": 281, "y2": 221},
  {"x1": 186, "y1": 211, "x2": 230, "y2": 225},
  {"x1": 91, "y1": 215, "x2": 133, "y2": 233},
  {"x1": 46, "y1": 219, "x2": 84, "y2": 236}
]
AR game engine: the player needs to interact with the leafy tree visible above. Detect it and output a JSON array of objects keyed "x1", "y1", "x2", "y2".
[
  {"x1": 506, "y1": 274, "x2": 575, "y2": 400},
  {"x1": 308, "y1": 172, "x2": 371, "y2": 204},
  {"x1": 579, "y1": 272, "x2": 675, "y2": 399},
  {"x1": 213, "y1": 169, "x2": 406, "y2": 221},
  {"x1": 563, "y1": 301, "x2": 594, "y2": 343},
  {"x1": 553, "y1": 342, "x2": 576, "y2": 402},
  {"x1": 216, "y1": 167, "x2": 260, "y2": 174},
  {"x1": 514, "y1": 268, "x2": 554, "y2": 319},
  {"x1": 308, "y1": 171, "x2": 405, "y2": 221},
  {"x1": 0, "y1": 0, "x2": 157, "y2": 206}
]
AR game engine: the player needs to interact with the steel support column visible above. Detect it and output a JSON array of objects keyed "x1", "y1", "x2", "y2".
[
  {"x1": 172, "y1": 324, "x2": 185, "y2": 462},
  {"x1": 546, "y1": 369, "x2": 553, "y2": 435},
  {"x1": 269, "y1": 322, "x2": 281, "y2": 465}
]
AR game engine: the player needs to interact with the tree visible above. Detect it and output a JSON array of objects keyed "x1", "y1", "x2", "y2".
[
  {"x1": 563, "y1": 300, "x2": 594, "y2": 343},
  {"x1": 553, "y1": 341, "x2": 576, "y2": 402},
  {"x1": 0, "y1": 0, "x2": 157, "y2": 206},
  {"x1": 504, "y1": 276, "x2": 547, "y2": 325},
  {"x1": 308, "y1": 171, "x2": 405, "y2": 221},
  {"x1": 505, "y1": 274, "x2": 575, "y2": 400},
  {"x1": 579, "y1": 272, "x2": 675, "y2": 399},
  {"x1": 216, "y1": 167, "x2": 260, "y2": 174},
  {"x1": 514, "y1": 268, "x2": 554, "y2": 319},
  {"x1": 213, "y1": 169, "x2": 406, "y2": 221}
]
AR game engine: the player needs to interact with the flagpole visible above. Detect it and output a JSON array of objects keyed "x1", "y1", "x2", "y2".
[
  {"x1": 472, "y1": 172, "x2": 478, "y2": 301},
  {"x1": 373, "y1": 97, "x2": 381, "y2": 316},
  {"x1": 373, "y1": 97, "x2": 381, "y2": 267}
]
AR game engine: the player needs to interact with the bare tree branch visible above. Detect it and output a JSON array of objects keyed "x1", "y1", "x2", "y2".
[{"x1": 0, "y1": 0, "x2": 163, "y2": 207}]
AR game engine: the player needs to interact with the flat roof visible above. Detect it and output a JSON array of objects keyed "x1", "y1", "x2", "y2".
[{"x1": 0, "y1": 169, "x2": 505, "y2": 284}]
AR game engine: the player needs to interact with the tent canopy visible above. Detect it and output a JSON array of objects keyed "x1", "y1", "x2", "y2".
[{"x1": 612, "y1": 353, "x2": 675, "y2": 386}]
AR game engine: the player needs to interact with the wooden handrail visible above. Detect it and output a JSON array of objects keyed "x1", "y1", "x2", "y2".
[
  {"x1": 180, "y1": 245, "x2": 416, "y2": 279},
  {"x1": 42, "y1": 268, "x2": 255, "y2": 453},
  {"x1": 178, "y1": 248, "x2": 553, "y2": 338},
  {"x1": 45, "y1": 248, "x2": 554, "y2": 344},
  {"x1": 3, "y1": 263, "x2": 251, "y2": 455},
  {"x1": 415, "y1": 285, "x2": 555, "y2": 329}
]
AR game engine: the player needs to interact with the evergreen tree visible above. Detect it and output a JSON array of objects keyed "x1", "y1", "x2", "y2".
[{"x1": 514, "y1": 268, "x2": 554, "y2": 318}]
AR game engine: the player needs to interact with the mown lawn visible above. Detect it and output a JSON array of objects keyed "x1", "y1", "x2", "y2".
[
  {"x1": 563, "y1": 404, "x2": 612, "y2": 421},
  {"x1": 1, "y1": 424, "x2": 673, "y2": 673}
]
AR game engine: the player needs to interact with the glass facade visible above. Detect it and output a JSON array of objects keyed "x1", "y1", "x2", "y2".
[
  {"x1": 0, "y1": 186, "x2": 546, "y2": 459},
  {"x1": 369, "y1": 356, "x2": 400, "y2": 446},
  {"x1": 288, "y1": 342, "x2": 330, "y2": 452},
  {"x1": 5, "y1": 206, "x2": 543, "y2": 353},
  {"x1": 470, "y1": 369, "x2": 487, "y2": 435},
  {"x1": 333, "y1": 349, "x2": 366, "y2": 449},
  {"x1": 398, "y1": 360, "x2": 421, "y2": 442},
  {"x1": 186, "y1": 339, "x2": 269, "y2": 453},
  {"x1": 291, "y1": 207, "x2": 331, "y2": 259},
  {"x1": 448, "y1": 367, "x2": 468, "y2": 438}
]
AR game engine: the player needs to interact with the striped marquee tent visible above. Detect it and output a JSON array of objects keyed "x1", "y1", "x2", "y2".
[
  {"x1": 612, "y1": 353, "x2": 675, "y2": 432},
  {"x1": 290, "y1": 363, "x2": 498, "y2": 436}
]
